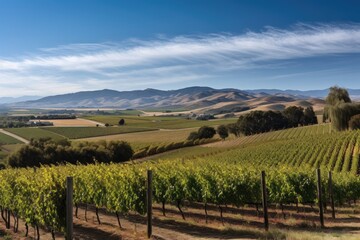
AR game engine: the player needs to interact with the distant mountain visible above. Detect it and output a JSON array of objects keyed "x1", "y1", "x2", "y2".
[
  {"x1": 246, "y1": 88, "x2": 360, "y2": 99},
  {"x1": 7, "y1": 87, "x2": 254, "y2": 109},
  {"x1": 0, "y1": 96, "x2": 41, "y2": 104},
  {"x1": 7, "y1": 86, "x2": 360, "y2": 113}
]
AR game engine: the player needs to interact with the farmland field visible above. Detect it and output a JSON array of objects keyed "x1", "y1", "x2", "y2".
[
  {"x1": 43, "y1": 126, "x2": 156, "y2": 139},
  {"x1": 149, "y1": 123, "x2": 360, "y2": 174},
  {"x1": 0, "y1": 132, "x2": 22, "y2": 145},
  {"x1": 76, "y1": 128, "x2": 201, "y2": 151},
  {"x1": 5, "y1": 127, "x2": 66, "y2": 141},
  {"x1": 32, "y1": 118, "x2": 101, "y2": 127},
  {"x1": 84, "y1": 115, "x2": 238, "y2": 129}
]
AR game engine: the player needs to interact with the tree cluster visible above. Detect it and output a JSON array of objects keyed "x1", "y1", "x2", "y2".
[
  {"x1": 7, "y1": 138, "x2": 133, "y2": 168},
  {"x1": 187, "y1": 126, "x2": 216, "y2": 141},
  {"x1": 226, "y1": 106, "x2": 317, "y2": 137},
  {"x1": 349, "y1": 114, "x2": 360, "y2": 130},
  {"x1": 324, "y1": 86, "x2": 360, "y2": 131}
]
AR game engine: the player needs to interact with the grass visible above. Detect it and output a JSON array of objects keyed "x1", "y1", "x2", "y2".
[
  {"x1": 0, "y1": 144, "x2": 24, "y2": 163},
  {"x1": 5, "y1": 128, "x2": 66, "y2": 141},
  {"x1": 43, "y1": 126, "x2": 156, "y2": 139},
  {"x1": 76, "y1": 128, "x2": 200, "y2": 151},
  {"x1": 0, "y1": 132, "x2": 22, "y2": 144},
  {"x1": 84, "y1": 115, "x2": 238, "y2": 129}
]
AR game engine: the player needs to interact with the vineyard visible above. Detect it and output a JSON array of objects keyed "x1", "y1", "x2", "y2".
[
  {"x1": 0, "y1": 158, "x2": 359, "y2": 238},
  {"x1": 157, "y1": 124, "x2": 360, "y2": 174},
  {"x1": 0, "y1": 124, "x2": 360, "y2": 239}
]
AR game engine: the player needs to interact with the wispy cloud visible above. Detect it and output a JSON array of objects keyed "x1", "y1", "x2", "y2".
[{"x1": 1, "y1": 23, "x2": 360, "y2": 96}]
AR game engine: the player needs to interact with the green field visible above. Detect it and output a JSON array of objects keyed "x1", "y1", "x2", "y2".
[
  {"x1": 149, "y1": 123, "x2": 360, "y2": 174},
  {"x1": 43, "y1": 126, "x2": 156, "y2": 139},
  {"x1": 5, "y1": 128, "x2": 66, "y2": 141},
  {"x1": 84, "y1": 115, "x2": 238, "y2": 129},
  {"x1": 76, "y1": 128, "x2": 205, "y2": 151},
  {"x1": 0, "y1": 132, "x2": 22, "y2": 144}
]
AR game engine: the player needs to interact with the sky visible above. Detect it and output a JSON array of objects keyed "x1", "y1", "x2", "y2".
[{"x1": 1, "y1": 0, "x2": 360, "y2": 97}]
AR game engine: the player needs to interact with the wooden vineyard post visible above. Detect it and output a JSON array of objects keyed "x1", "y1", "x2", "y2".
[
  {"x1": 147, "y1": 170, "x2": 153, "y2": 239},
  {"x1": 261, "y1": 171, "x2": 269, "y2": 231},
  {"x1": 328, "y1": 171, "x2": 335, "y2": 219},
  {"x1": 316, "y1": 169, "x2": 324, "y2": 228},
  {"x1": 66, "y1": 177, "x2": 73, "y2": 240}
]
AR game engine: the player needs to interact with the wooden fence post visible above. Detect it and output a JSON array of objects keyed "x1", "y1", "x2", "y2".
[
  {"x1": 328, "y1": 171, "x2": 335, "y2": 219},
  {"x1": 66, "y1": 177, "x2": 73, "y2": 240},
  {"x1": 316, "y1": 169, "x2": 324, "y2": 228},
  {"x1": 147, "y1": 170, "x2": 153, "y2": 239},
  {"x1": 261, "y1": 171, "x2": 269, "y2": 231}
]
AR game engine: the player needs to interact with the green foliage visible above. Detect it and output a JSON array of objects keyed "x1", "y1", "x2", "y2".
[
  {"x1": 217, "y1": 125, "x2": 229, "y2": 140},
  {"x1": 197, "y1": 126, "x2": 216, "y2": 139},
  {"x1": 7, "y1": 138, "x2": 133, "y2": 167},
  {"x1": 187, "y1": 126, "x2": 216, "y2": 140},
  {"x1": 187, "y1": 131, "x2": 199, "y2": 141},
  {"x1": 303, "y1": 106, "x2": 318, "y2": 125},
  {"x1": 227, "y1": 123, "x2": 241, "y2": 137},
  {"x1": 326, "y1": 86, "x2": 351, "y2": 106},
  {"x1": 118, "y1": 118, "x2": 125, "y2": 125},
  {"x1": 0, "y1": 159, "x2": 359, "y2": 234},
  {"x1": 237, "y1": 110, "x2": 289, "y2": 136},
  {"x1": 283, "y1": 106, "x2": 304, "y2": 127},
  {"x1": 349, "y1": 114, "x2": 360, "y2": 130},
  {"x1": 329, "y1": 103, "x2": 360, "y2": 131}
]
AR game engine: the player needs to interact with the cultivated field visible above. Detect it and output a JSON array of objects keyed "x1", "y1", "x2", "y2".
[
  {"x1": 5, "y1": 127, "x2": 65, "y2": 141},
  {"x1": 76, "y1": 128, "x2": 202, "y2": 151},
  {"x1": 84, "y1": 115, "x2": 237, "y2": 129},
  {"x1": 0, "y1": 132, "x2": 22, "y2": 145},
  {"x1": 44, "y1": 126, "x2": 156, "y2": 139},
  {"x1": 32, "y1": 118, "x2": 101, "y2": 127}
]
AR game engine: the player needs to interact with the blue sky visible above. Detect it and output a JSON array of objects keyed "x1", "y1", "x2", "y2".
[{"x1": 1, "y1": 0, "x2": 360, "y2": 96}]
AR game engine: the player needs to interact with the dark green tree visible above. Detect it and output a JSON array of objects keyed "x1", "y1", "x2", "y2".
[
  {"x1": 119, "y1": 118, "x2": 125, "y2": 125},
  {"x1": 227, "y1": 123, "x2": 241, "y2": 137},
  {"x1": 217, "y1": 125, "x2": 229, "y2": 140},
  {"x1": 303, "y1": 106, "x2": 318, "y2": 125},
  {"x1": 187, "y1": 131, "x2": 199, "y2": 141},
  {"x1": 326, "y1": 86, "x2": 351, "y2": 106},
  {"x1": 283, "y1": 106, "x2": 304, "y2": 127},
  {"x1": 349, "y1": 114, "x2": 360, "y2": 130},
  {"x1": 197, "y1": 126, "x2": 216, "y2": 139}
]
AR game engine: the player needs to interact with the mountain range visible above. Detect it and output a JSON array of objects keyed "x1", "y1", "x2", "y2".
[{"x1": 1, "y1": 87, "x2": 359, "y2": 114}]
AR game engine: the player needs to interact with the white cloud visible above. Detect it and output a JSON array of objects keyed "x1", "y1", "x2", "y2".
[{"x1": 1, "y1": 23, "x2": 360, "y2": 96}]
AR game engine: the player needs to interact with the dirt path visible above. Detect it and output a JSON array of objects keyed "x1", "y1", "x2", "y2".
[
  {"x1": 1, "y1": 202, "x2": 360, "y2": 239},
  {"x1": 0, "y1": 129, "x2": 29, "y2": 144}
]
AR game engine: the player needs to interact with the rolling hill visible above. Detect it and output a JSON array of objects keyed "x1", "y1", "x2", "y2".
[{"x1": 5, "y1": 87, "x2": 328, "y2": 113}]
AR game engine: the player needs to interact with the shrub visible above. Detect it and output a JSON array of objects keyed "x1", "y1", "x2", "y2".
[
  {"x1": 187, "y1": 131, "x2": 199, "y2": 141},
  {"x1": 349, "y1": 114, "x2": 360, "y2": 130},
  {"x1": 217, "y1": 125, "x2": 229, "y2": 140},
  {"x1": 197, "y1": 126, "x2": 216, "y2": 139}
]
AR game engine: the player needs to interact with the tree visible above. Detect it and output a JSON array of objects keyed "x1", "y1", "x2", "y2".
[
  {"x1": 217, "y1": 125, "x2": 229, "y2": 140},
  {"x1": 326, "y1": 86, "x2": 351, "y2": 106},
  {"x1": 236, "y1": 110, "x2": 288, "y2": 136},
  {"x1": 349, "y1": 114, "x2": 360, "y2": 130},
  {"x1": 283, "y1": 106, "x2": 304, "y2": 127},
  {"x1": 303, "y1": 106, "x2": 318, "y2": 125},
  {"x1": 324, "y1": 86, "x2": 352, "y2": 124},
  {"x1": 187, "y1": 131, "x2": 199, "y2": 141},
  {"x1": 329, "y1": 103, "x2": 360, "y2": 131},
  {"x1": 119, "y1": 118, "x2": 125, "y2": 125},
  {"x1": 197, "y1": 126, "x2": 216, "y2": 139},
  {"x1": 227, "y1": 123, "x2": 241, "y2": 137},
  {"x1": 106, "y1": 141, "x2": 133, "y2": 163}
]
